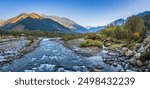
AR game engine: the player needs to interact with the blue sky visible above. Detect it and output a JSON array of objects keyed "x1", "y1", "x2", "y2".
[{"x1": 0, "y1": 0, "x2": 150, "y2": 26}]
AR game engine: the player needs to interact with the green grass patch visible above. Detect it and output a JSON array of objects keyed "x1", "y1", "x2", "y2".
[{"x1": 80, "y1": 39, "x2": 103, "y2": 48}]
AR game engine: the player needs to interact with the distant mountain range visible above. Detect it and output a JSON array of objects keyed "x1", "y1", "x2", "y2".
[
  {"x1": 109, "y1": 18, "x2": 126, "y2": 26},
  {"x1": 87, "y1": 11, "x2": 150, "y2": 32},
  {"x1": 137, "y1": 11, "x2": 150, "y2": 17},
  {"x1": 0, "y1": 13, "x2": 88, "y2": 33},
  {"x1": 0, "y1": 11, "x2": 150, "y2": 33},
  {"x1": 86, "y1": 26, "x2": 106, "y2": 32},
  {"x1": 86, "y1": 18, "x2": 126, "y2": 32}
]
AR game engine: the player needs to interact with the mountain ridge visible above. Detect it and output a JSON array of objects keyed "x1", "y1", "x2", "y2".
[
  {"x1": 42, "y1": 15, "x2": 88, "y2": 33},
  {"x1": 1, "y1": 13, "x2": 88, "y2": 33},
  {"x1": 1, "y1": 13, "x2": 75, "y2": 33}
]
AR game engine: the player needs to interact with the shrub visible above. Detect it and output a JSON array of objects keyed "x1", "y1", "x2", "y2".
[{"x1": 80, "y1": 39, "x2": 103, "y2": 48}]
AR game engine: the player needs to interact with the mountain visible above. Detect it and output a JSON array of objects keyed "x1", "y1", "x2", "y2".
[
  {"x1": 86, "y1": 18, "x2": 126, "y2": 32},
  {"x1": 42, "y1": 15, "x2": 88, "y2": 33},
  {"x1": 137, "y1": 11, "x2": 150, "y2": 17},
  {"x1": 109, "y1": 18, "x2": 126, "y2": 26},
  {"x1": 0, "y1": 20, "x2": 6, "y2": 26},
  {"x1": 86, "y1": 26, "x2": 105, "y2": 32},
  {"x1": 1, "y1": 13, "x2": 77, "y2": 33}
]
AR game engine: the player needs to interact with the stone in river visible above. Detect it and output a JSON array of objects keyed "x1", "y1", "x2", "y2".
[
  {"x1": 97, "y1": 65, "x2": 104, "y2": 70},
  {"x1": 112, "y1": 63, "x2": 118, "y2": 67},
  {"x1": 129, "y1": 58, "x2": 136, "y2": 65},
  {"x1": 145, "y1": 69, "x2": 149, "y2": 72},
  {"x1": 136, "y1": 60, "x2": 143, "y2": 67},
  {"x1": 133, "y1": 53, "x2": 141, "y2": 60}
]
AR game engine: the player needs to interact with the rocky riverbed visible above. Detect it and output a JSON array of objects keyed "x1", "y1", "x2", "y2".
[
  {"x1": 58, "y1": 36, "x2": 150, "y2": 72},
  {"x1": 0, "y1": 36, "x2": 41, "y2": 66},
  {"x1": 0, "y1": 36, "x2": 150, "y2": 72}
]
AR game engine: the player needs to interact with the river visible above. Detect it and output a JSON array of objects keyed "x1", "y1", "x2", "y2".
[{"x1": 0, "y1": 38, "x2": 123, "y2": 72}]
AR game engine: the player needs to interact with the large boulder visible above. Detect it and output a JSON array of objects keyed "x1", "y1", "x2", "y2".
[
  {"x1": 143, "y1": 36, "x2": 150, "y2": 46},
  {"x1": 137, "y1": 44, "x2": 145, "y2": 53},
  {"x1": 125, "y1": 50, "x2": 135, "y2": 57},
  {"x1": 133, "y1": 53, "x2": 141, "y2": 60},
  {"x1": 136, "y1": 60, "x2": 143, "y2": 67},
  {"x1": 137, "y1": 36, "x2": 150, "y2": 53},
  {"x1": 122, "y1": 47, "x2": 128, "y2": 53},
  {"x1": 122, "y1": 47, "x2": 134, "y2": 57},
  {"x1": 128, "y1": 58, "x2": 136, "y2": 65}
]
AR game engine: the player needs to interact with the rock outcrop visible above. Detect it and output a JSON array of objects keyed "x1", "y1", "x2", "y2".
[{"x1": 127, "y1": 36, "x2": 150, "y2": 71}]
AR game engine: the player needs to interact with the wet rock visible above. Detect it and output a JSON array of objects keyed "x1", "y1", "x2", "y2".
[
  {"x1": 133, "y1": 53, "x2": 141, "y2": 60},
  {"x1": 118, "y1": 69, "x2": 125, "y2": 72},
  {"x1": 131, "y1": 67, "x2": 139, "y2": 72},
  {"x1": 97, "y1": 65, "x2": 104, "y2": 70},
  {"x1": 102, "y1": 59, "x2": 107, "y2": 62},
  {"x1": 145, "y1": 69, "x2": 149, "y2": 72},
  {"x1": 124, "y1": 63, "x2": 129, "y2": 69},
  {"x1": 129, "y1": 58, "x2": 136, "y2": 65},
  {"x1": 147, "y1": 64, "x2": 150, "y2": 70},
  {"x1": 72, "y1": 66, "x2": 87, "y2": 72},
  {"x1": 145, "y1": 60, "x2": 150, "y2": 65},
  {"x1": 133, "y1": 43, "x2": 141, "y2": 51},
  {"x1": 126, "y1": 70, "x2": 134, "y2": 72},
  {"x1": 143, "y1": 36, "x2": 150, "y2": 46},
  {"x1": 140, "y1": 66, "x2": 146, "y2": 71},
  {"x1": 137, "y1": 45, "x2": 145, "y2": 53},
  {"x1": 58, "y1": 68, "x2": 65, "y2": 72},
  {"x1": 113, "y1": 63, "x2": 118, "y2": 67},
  {"x1": 136, "y1": 60, "x2": 143, "y2": 67},
  {"x1": 93, "y1": 69, "x2": 103, "y2": 72},
  {"x1": 122, "y1": 47, "x2": 128, "y2": 54},
  {"x1": 108, "y1": 61, "x2": 114, "y2": 65},
  {"x1": 125, "y1": 50, "x2": 134, "y2": 57}
]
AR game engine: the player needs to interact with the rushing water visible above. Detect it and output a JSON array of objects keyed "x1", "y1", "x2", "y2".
[
  {"x1": 0, "y1": 37, "x2": 28, "y2": 62},
  {"x1": 0, "y1": 38, "x2": 123, "y2": 72}
]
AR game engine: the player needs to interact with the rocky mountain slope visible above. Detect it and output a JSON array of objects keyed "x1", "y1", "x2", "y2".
[
  {"x1": 42, "y1": 15, "x2": 88, "y2": 33},
  {"x1": 0, "y1": 20, "x2": 6, "y2": 26},
  {"x1": 1, "y1": 13, "x2": 86, "y2": 33}
]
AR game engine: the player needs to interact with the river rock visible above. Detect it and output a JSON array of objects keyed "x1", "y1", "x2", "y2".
[
  {"x1": 143, "y1": 36, "x2": 150, "y2": 46},
  {"x1": 136, "y1": 60, "x2": 143, "y2": 67},
  {"x1": 97, "y1": 65, "x2": 104, "y2": 69},
  {"x1": 145, "y1": 60, "x2": 150, "y2": 65},
  {"x1": 133, "y1": 53, "x2": 141, "y2": 60},
  {"x1": 113, "y1": 63, "x2": 118, "y2": 67},
  {"x1": 102, "y1": 59, "x2": 107, "y2": 62},
  {"x1": 125, "y1": 50, "x2": 134, "y2": 57},
  {"x1": 145, "y1": 69, "x2": 149, "y2": 72},
  {"x1": 108, "y1": 61, "x2": 114, "y2": 65},
  {"x1": 133, "y1": 43, "x2": 141, "y2": 51},
  {"x1": 118, "y1": 69, "x2": 125, "y2": 72},
  {"x1": 140, "y1": 66, "x2": 147, "y2": 71},
  {"x1": 128, "y1": 58, "x2": 136, "y2": 65},
  {"x1": 126, "y1": 70, "x2": 134, "y2": 72},
  {"x1": 93, "y1": 69, "x2": 103, "y2": 72},
  {"x1": 122, "y1": 47, "x2": 128, "y2": 54}
]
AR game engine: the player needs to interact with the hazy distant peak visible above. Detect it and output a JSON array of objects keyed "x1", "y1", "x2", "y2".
[
  {"x1": 85, "y1": 26, "x2": 94, "y2": 29},
  {"x1": 109, "y1": 18, "x2": 126, "y2": 26},
  {"x1": 137, "y1": 11, "x2": 150, "y2": 17}
]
